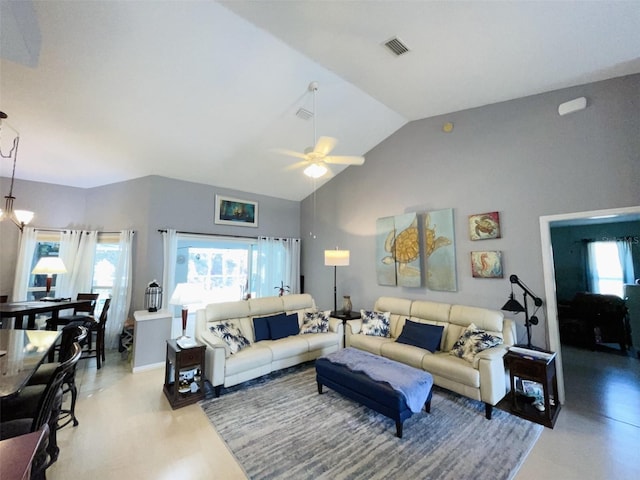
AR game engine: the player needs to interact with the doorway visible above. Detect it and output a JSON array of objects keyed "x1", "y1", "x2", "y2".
[{"x1": 540, "y1": 205, "x2": 640, "y2": 404}]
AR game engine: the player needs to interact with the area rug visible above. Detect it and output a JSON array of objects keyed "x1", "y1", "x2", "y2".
[{"x1": 201, "y1": 363, "x2": 542, "y2": 480}]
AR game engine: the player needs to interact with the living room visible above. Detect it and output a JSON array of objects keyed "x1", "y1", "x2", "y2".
[{"x1": 1, "y1": 2, "x2": 639, "y2": 479}]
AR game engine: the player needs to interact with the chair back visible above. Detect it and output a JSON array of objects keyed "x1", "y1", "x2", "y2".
[
  {"x1": 74, "y1": 293, "x2": 100, "y2": 315},
  {"x1": 98, "y1": 298, "x2": 111, "y2": 327},
  {"x1": 31, "y1": 342, "x2": 82, "y2": 432}
]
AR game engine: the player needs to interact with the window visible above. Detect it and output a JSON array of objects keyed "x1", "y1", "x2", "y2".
[
  {"x1": 588, "y1": 241, "x2": 624, "y2": 297},
  {"x1": 28, "y1": 235, "x2": 62, "y2": 300},
  {"x1": 175, "y1": 236, "x2": 257, "y2": 303}
]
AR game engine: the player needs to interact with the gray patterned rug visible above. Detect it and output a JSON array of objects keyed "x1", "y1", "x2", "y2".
[{"x1": 201, "y1": 363, "x2": 542, "y2": 480}]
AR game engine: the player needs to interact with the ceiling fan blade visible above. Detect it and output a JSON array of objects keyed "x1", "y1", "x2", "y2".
[
  {"x1": 314, "y1": 136, "x2": 337, "y2": 156},
  {"x1": 324, "y1": 155, "x2": 365, "y2": 166},
  {"x1": 284, "y1": 160, "x2": 309, "y2": 172},
  {"x1": 271, "y1": 148, "x2": 309, "y2": 160}
]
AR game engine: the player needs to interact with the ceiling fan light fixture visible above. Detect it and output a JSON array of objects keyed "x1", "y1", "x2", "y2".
[{"x1": 303, "y1": 163, "x2": 327, "y2": 179}]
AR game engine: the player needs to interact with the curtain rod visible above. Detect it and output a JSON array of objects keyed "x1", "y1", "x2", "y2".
[
  {"x1": 157, "y1": 229, "x2": 257, "y2": 240},
  {"x1": 34, "y1": 228, "x2": 130, "y2": 235},
  {"x1": 157, "y1": 229, "x2": 299, "y2": 242}
]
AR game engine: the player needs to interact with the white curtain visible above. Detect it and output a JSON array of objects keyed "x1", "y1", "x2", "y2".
[
  {"x1": 255, "y1": 237, "x2": 300, "y2": 297},
  {"x1": 106, "y1": 230, "x2": 134, "y2": 349},
  {"x1": 162, "y1": 229, "x2": 178, "y2": 309},
  {"x1": 586, "y1": 241, "x2": 600, "y2": 292},
  {"x1": 56, "y1": 230, "x2": 81, "y2": 297},
  {"x1": 12, "y1": 227, "x2": 37, "y2": 301},
  {"x1": 617, "y1": 239, "x2": 635, "y2": 285}
]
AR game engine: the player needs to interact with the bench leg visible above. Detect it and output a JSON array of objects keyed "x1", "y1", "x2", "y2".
[
  {"x1": 317, "y1": 381, "x2": 323, "y2": 394},
  {"x1": 485, "y1": 403, "x2": 493, "y2": 420},
  {"x1": 424, "y1": 386, "x2": 434, "y2": 413},
  {"x1": 395, "y1": 421, "x2": 403, "y2": 438},
  {"x1": 214, "y1": 385, "x2": 221, "y2": 398}
]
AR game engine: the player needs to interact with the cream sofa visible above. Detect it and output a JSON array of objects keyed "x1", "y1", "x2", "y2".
[
  {"x1": 195, "y1": 294, "x2": 342, "y2": 396},
  {"x1": 346, "y1": 296, "x2": 516, "y2": 418}
]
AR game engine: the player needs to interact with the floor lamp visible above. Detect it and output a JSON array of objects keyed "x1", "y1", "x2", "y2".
[
  {"x1": 501, "y1": 274, "x2": 543, "y2": 350},
  {"x1": 324, "y1": 249, "x2": 350, "y2": 315}
]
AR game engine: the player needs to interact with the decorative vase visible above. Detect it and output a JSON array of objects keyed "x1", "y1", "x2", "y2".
[{"x1": 342, "y1": 295, "x2": 352, "y2": 314}]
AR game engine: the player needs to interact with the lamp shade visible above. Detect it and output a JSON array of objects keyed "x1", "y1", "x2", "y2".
[
  {"x1": 502, "y1": 295, "x2": 525, "y2": 313},
  {"x1": 32, "y1": 257, "x2": 67, "y2": 275},
  {"x1": 324, "y1": 250, "x2": 350, "y2": 267},
  {"x1": 169, "y1": 283, "x2": 205, "y2": 308}
]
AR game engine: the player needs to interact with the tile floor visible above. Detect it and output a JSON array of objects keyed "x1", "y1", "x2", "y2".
[{"x1": 48, "y1": 344, "x2": 640, "y2": 479}]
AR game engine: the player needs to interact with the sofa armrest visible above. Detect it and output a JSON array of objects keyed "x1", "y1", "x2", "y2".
[
  {"x1": 346, "y1": 319, "x2": 362, "y2": 335},
  {"x1": 475, "y1": 345, "x2": 509, "y2": 405},
  {"x1": 198, "y1": 328, "x2": 231, "y2": 358},
  {"x1": 328, "y1": 317, "x2": 342, "y2": 333}
]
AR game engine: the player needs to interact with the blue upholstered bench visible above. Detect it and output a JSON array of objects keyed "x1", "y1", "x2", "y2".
[{"x1": 315, "y1": 348, "x2": 434, "y2": 438}]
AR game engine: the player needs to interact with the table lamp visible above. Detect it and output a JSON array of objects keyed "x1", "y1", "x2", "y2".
[
  {"x1": 170, "y1": 283, "x2": 204, "y2": 348},
  {"x1": 32, "y1": 257, "x2": 67, "y2": 298},
  {"x1": 324, "y1": 249, "x2": 350, "y2": 315}
]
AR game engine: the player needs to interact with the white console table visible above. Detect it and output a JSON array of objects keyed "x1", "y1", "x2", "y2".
[{"x1": 132, "y1": 309, "x2": 173, "y2": 373}]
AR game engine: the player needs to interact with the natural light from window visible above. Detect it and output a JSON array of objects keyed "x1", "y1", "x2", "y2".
[{"x1": 592, "y1": 242, "x2": 624, "y2": 297}]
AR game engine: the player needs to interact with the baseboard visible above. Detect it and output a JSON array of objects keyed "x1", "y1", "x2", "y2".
[{"x1": 132, "y1": 361, "x2": 165, "y2": 373}]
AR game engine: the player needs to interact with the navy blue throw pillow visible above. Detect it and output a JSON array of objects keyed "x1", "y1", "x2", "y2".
[
  {"x1": 396, "y1": 320, "x2": 444, "y2": 353},
  {"x1": 268, "y1": 313, "x2": 300, "y2": 340},
  {"x1": 252, "y1": 315, "x2": 275, "y2": 341}
]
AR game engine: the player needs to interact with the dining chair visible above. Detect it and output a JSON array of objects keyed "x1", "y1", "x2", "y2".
[
  {"x1": 1, "y1": 342, "x2": 82, "y2": 473},
  {"x1": 45, "y1": 292, "x2": 99, "y2": 331},
  {"x1": 71, "y1": 297, "x2": 111, "y2": 369},
  {"x1": 28, "y1": 325, "x2": 88, "y2": 428}
]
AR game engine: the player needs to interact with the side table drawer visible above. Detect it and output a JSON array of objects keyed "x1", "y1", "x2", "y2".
[
  {"x1": 178, "y1": 349, "x2": 202, "y2": 365},
  {"x1": 509, "y1": 359, "x2": 545, "y2": 378}
]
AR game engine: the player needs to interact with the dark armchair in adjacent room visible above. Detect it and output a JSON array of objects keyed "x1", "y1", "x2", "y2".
[{"x1": 559, "y1": 292, "x2": 630, "y2": 352}]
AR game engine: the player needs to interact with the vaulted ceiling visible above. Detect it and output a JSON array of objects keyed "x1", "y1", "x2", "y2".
[{"x1": 1, "y1": 1, "x2": 638, "y2": 201}]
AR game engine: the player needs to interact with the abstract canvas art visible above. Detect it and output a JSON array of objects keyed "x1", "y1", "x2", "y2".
[
  {"x1": 425, "y1": 209, "x2": 456, "y2": 291},
  {"x1": 469, "y1": 212, "x2": 501, "y2": 240},
  {"x1": 471, "y1": 251, "x2": 503, "y2": 278},
  {"x1": 376, "y1": 213, "x2": 421, "y2": 287}
]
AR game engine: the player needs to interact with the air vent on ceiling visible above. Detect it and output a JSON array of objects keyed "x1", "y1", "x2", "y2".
[
  {"x1": 384, "y1": 37, "x2": 410, "y2": 56},
  {"x1": 296, "y1": 107, "x2": 313, "y2": 120}
]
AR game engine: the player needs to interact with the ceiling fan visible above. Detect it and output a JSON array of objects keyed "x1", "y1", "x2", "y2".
[{"x1": 275, "y1": 81, "x2": 365, "y2": 178}]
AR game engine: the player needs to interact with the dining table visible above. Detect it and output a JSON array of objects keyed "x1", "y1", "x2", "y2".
[
  {"x1": 0, "y1": 299, "x2": 91, "y2": 330},
  {"x1": 0, "y1": 329, "x2": 61, "y2": 400}
]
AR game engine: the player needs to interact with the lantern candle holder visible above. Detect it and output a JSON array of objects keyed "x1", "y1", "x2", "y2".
[{"x1": 145, "y1": 280, "x2": 163, "y2": 312}]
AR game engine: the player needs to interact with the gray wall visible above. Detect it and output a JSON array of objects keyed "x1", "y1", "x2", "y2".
[
  {"x1": 300, "y1": 74, "x2": 640, "y2": 349},
  {"x1": 1, "y1": 175, "x2": 300, "y2": 311}
]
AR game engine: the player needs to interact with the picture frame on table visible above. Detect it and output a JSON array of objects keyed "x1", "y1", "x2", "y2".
[{"x1": 214, "y1": 195, "x2": 258, "y2": 227}]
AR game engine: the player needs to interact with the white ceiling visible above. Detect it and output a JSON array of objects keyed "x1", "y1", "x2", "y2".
[{"x1": 1, "y1": 1, "x2": 639, "y2": 202}]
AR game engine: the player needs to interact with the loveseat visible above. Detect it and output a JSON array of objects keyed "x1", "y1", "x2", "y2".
[
  {"x1": 345, "y1": 296, "x2": 516, "y2": 419},
  {"x1": 195, "y1": 294, "x2": 342, "y2": 396}
]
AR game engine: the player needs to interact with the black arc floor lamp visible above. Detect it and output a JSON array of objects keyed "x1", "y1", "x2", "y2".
[
  {"x1": 324, "y1": 249, "x2": 350, "y2": 315},
  {"x1": 501, "y1": 274, "x2": 543, "y2": 349}
]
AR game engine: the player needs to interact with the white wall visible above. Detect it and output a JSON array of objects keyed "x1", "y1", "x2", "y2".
[{"x1": 300, "y1": 74, "x2": 640, "y2": 349}]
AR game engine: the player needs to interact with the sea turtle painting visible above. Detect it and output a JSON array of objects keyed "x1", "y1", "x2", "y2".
[
  {"x1": 469, "y1": 212, "x2": 501, "y2": 240},
  {"x1": 425, "y1": 210, "x2": 457, "y2": 292},
  {"x1": 381, "y1": 213, "x2": 421, "y2": 286}
]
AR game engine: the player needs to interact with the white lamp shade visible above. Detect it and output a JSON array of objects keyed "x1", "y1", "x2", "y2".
[
  {"x1": 169, "y1": 283, "x2": 206, "y2": 307},
  {"x1": 13, "y1": 209, "x2": 34, "y2": 225},
  {"x1": 31, "y1": 257, "x2": 67, "y2": 275},
  {"x1": 303, "y1": 163, "x2": 328, "y2": 178},
  {"x1": 324, "y1": 249, "x2": 350, "y2": 267}
]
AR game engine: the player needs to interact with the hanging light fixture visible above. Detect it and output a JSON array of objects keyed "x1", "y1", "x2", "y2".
[{"x1": 0, "y1": 111, "x2": 34, "y2": 231}]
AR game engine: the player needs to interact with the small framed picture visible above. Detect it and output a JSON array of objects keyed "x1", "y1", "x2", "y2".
[
  {"x1": 214, "y1": 195, "x2": 258, "y2": 227},
  {"x1": 469, "y1": 212, "x2": 501, "y2": 240},
  {"x1": 470, "y1": 251, "x2": 503, "y2": 278}
]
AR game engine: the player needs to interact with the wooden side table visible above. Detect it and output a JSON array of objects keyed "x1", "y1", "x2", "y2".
[
  {"x1": 163, "y1": 339, "x2": 206, "y2": 409},
  {"x1": 331, "y1": 311, "x2": 361, "y2": 347},
  {"x1": 503, "y1": 348, "x2": 561, "y2": 428}
]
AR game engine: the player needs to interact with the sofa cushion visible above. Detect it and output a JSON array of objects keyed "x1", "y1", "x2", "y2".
[
  {"x1": 300, "y1": 310, "x2": 330, "y2": 334},
  {"x1": 268, "y1": 313, "x2": 300, "y2": 340},
  {"x1": 209, "y1": 321, "x2": 251, "y2": 354},
  {"x1": 396, "y1": 320, "x2": 444, "y2": 353},
  {"x1": 449, "y1": 323, "x2": 503, "y2": 363},
  {"x1": 252, "y1": 314, "x2": 277, "y2": 342},
  {"x1": 360, "y1": 310, "x2": 391, "y2": 337}
]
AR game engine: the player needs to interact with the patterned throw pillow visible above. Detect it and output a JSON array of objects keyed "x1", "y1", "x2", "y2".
[
  {"x1": 360, "y1": 310, "x2": 391, "y2": 337},
  {"x1": 209, "y1": 321, "x2": 251, "y2": 354},
  {"x1": 300, "y1": 310, "x2": 330, "y2": 334},
  {"x1": 449, "y1": 323, "x2": 503, "y2": 363}
]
